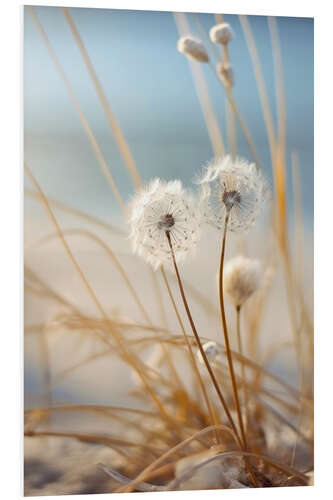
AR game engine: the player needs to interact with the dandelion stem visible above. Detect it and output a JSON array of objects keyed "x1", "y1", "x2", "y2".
[
  {"x1": 160, "y1": 265, "x2": 220, "y2": 441},
  {"x1": 236, "y1": 305, "x2": 249, "y2": 429},
  {"x1": 218, "y1": 212, "x2": 247, "y2": 449},
  {"x1": 165, "y1": 231, "x2": 242, "y2": 447}
]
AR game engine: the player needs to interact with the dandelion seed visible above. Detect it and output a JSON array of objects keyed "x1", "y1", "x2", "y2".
[
  {"x1": 210, "y1": 23, "x2": 234, "y2": 45},
  {"x1": 223, "y1": 255, "x2": 262, "y2": 307},
  {"x1": 197, "y1": 155, "x2": 269, "y2": 232},
  {"x1": 177, "y1": 35, "x2": 209, "y2": 63},
  {"x1": 197, "y1": 341, "x2": 221, "y2": 364},
  {"x1": 217, "y1": 61, "x2": 234, "y2": 88},
  {"x1": 128, "y1": 179, "x2": 200, "y2": 269}
]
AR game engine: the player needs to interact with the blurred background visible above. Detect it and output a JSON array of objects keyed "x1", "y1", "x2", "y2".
[
  {"x1": 24, "y1": 7, "x2": 313, "y2": 411},
  {"x1": 24, "y1": 7, "x2": 313, "y2": 220}
]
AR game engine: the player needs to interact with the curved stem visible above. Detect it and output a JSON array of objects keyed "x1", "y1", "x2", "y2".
[
  {"x1": 218, "y1": 213, "x2": 247, "y2": 449},
  {"x1": 165, "y1": 231, "x2": 241, "y2": 447},
  {"x1": 160, "y1": 266, "x2": 220, "y2": 441}
]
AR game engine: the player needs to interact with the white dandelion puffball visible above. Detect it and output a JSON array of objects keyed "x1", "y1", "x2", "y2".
[
  {"x1": 128, "y1": 179, "x2": 201, "y2": 270},
  {"x1": 177, "y1": 35, "x2": 209, "y2": 63},
  {"x1": 197, "y1": 341, "x2": 221, "y2": 364},
  {"x1": 209, "y1": 23, "x2": 234, "y2": 45},
  {"x1": 223, "y1": 255, "x2": 262, "y2": 307},
  {"x1": 198, "y1": 156, "x2": 269, "y2": 232}
]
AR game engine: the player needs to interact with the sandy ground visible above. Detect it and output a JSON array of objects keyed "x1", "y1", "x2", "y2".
[{"x1": 24, "y1": 204, "x2": 313, "y2": 495}]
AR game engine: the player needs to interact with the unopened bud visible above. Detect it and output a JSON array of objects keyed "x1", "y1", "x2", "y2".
[
  {"x1": 177, "y1": 35, "x2": 209, "y2": 63},
  {"x1": 217, "y1": 62, "x2": 234, "y2": 87},
  {"x1": 210, "y1": 23, "x2": 234, "y2": 45}
]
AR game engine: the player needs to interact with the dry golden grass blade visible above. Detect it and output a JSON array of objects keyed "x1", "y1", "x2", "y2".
[
  {"x1": 173, "y1": 12, "x2": 225, "y2": 157},
  {"x1": 28, "y1": 227, "x2": 151, "y2": 324},
  {"x1": 49, "y1": 6, "x2": 177, "y2": 382},
  {"x1": 61, "y1": 7, "x2": 141, "y2": 190},
  {"x1": 117, "y1": 424, "x2": 238, "y2": 493},
  {"x1": 168, "y1": 450, "x2": 308, "y2": 490},
  {"x1": 27, "y1": 6, "x2": 125, "y2": 209},
  {"x1": 27, "y1": 194, "x2": 181, "y2": 384},
  {"x1": 268, "y1": 17, "x2": 287, "y2": 161},
  {"x1": 25, "y1": 404, "x2": 158, "y2": 417},
  {"x1": 25, "y1": 164, "x2": 179, "y2": 423},
  {"x1": 191, "y1": 14, "x2": 237, "y2": 160},
  {"x1": 38, "y1": 324, "x2": 52, "y2": 420},
  {"x1": 239, "y1": 14, "x2": 304, "y2": 384},
  {"x1": 25, "y1": 265, "x2": 84, "y2": 318},
  {"x1": 25, "y1": 430, "x2": 163, "y2": 458},
  {"x1": 291, "y1": 152, "x2": 314, "y2": 351},
  {"x1": 28, "y1": 224, "x2": 182, "y2": 387},
  {"x1": 206, "y1": 71, "x2": 262, "y2": 169},
  {"x1": 128, "y1": 330, "x2": 305, "y2": 405},
  {"x1": 239, "y1": 15, "x2": 277, "y2": 166},
  {"x1": 255, "y1": 398, "x2": 312, "y2": 446},
  {"x1": 226, "y1": 96, "x2": 237, "y2": 158},
  {"x1": 25, "y1": 188, "x2": 125, "y2": 236},
  {"x1": 25, "y1": 405, "x2": 176, "y2": 448}
]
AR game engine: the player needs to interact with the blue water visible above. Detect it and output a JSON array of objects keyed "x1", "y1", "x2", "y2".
[{"x1": 24, "y1": 7, "x2": 313, "y2": 221}]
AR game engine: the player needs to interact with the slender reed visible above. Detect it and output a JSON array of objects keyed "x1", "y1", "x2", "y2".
[
  {"x1": 27, "y1": 6, "x2": 125, "y2": 210},
  {"x1": 25, "y1": 163, "x2": 175, "y2": 424},
  {"x1": 173, "y1": 12, "x2": 226, "y2": 157},
  {"x1": 61, "y1": 7, "x2": 141, "y2": 190}
]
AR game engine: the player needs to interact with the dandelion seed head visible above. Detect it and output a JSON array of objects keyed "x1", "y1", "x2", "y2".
[
  {"x1": 210, "y1": 23, "x2": 234, "y2": 45},
  {"x1": 128, "y1": 178, "x2": 201, "y2": 270},
  {"x1": 223, "y1": 255, "x2": 262, "y2": 307},
  {"x1": 197, "y1": 155, "x2": 269, "y2": 232},
  {"x1": 177, "y1": 35, "x2": 209, "y2": 63},
  {"x1": 197, "y1": 341, "x2": 221, "y2": 364}
]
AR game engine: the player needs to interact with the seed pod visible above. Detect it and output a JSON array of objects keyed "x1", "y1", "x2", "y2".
[
  {"x1": 210, "y1": 23, "x2": 234, "y2": 45},
  {"x1": 177, "y1": 35, "x2": 209, "y2": 63}
]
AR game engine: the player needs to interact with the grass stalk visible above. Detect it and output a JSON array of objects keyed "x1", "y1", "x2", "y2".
[
  {"x1": 24, "y1": 163, "x2": 174, "y2": 424},
  {"x1": 239, "y1": 15, "x2": 277, "y2": 167},
  {"x1": 27, "y1": 6, "x2": 125, "y2": 210},
  {"x1": 118, "y1": 424, "x2": 238, "y2": 493},
  {"x1": 173, "y1": 12, "x2": 225, "y2": 157},
  {"x1": 61, "y1": 7, "x2": 141, "y2": 190}
]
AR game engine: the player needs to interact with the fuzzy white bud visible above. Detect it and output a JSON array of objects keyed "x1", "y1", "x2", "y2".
[
  {"x1": 223, "y1": 255, "x2": 262, "y2": 308},
  {"x1": 197, "y1": 341, "x2": 221, "y2": 364},
  {"x1": 177, "y1": 35, "x2": 209, "y2": 63},
  {"x1": 209, "y1": 23, "x2": 234, "y2": 45},
  {"x1": 217, "y1": 62, "x2": 234, "y2": 87}
]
